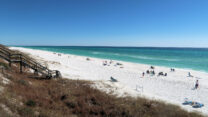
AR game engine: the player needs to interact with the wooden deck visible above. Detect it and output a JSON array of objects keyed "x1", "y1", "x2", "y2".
[{"x1": 0, "y1": 44, "x2": 61, "y2": 79}]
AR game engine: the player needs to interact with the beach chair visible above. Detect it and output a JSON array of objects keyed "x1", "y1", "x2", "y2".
[
  {"x1": 192, "y1": 102, "x2": 204, "y2": 108},
  {"x1": 182, "y1": 98, "x2": 193, "y2": 105},
  {"x1": 136, "y1": 85, "x2": 143, "y2": 93}
]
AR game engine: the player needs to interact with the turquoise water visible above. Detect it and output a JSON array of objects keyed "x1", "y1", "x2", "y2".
[{"x1": 17, "y1": 46, "x2": 208, "y2": 72}]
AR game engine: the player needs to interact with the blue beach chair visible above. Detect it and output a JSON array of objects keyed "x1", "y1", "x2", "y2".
[
  {"x1": 182, "y1": 98, "x2": 193, "y2": 105},
  {"x1": 192, "y1": 102, "x2": 204, "y2": 108}
]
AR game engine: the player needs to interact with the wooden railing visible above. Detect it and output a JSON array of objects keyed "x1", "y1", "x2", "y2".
[{"x1": 0, "y1": 44, "x2": 61, "y2": 79}]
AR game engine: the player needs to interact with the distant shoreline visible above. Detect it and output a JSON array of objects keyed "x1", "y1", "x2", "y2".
[{"x1": 9, "y1": 46, "x2": 208, "y2": 73}]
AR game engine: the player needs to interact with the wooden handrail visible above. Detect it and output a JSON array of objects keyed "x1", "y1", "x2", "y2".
[{"x1": 0, "y1": 45, "x2": 61, "y2": 78}]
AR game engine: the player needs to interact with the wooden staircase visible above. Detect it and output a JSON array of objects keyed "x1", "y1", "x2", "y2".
[{"x1": 0, "y1": 44, "x2": 61, "y2": 79}]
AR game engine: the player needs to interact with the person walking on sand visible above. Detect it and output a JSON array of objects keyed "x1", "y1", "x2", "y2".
[{"x1": 195, "y1": 80, "x2": 199, "y2": 89}]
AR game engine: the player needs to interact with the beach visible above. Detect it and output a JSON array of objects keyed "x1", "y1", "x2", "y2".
[{"x1": 10, "y1": 47, "x2": 208, "y2": 115}]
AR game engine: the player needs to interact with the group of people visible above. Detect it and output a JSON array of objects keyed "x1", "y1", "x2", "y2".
[
  {"x1": 170, "y1": 68, "x2": 175, "y2": 72},
  {"x1": 142, "y1": 70, "x2": 154, "y2": 77},
  {"x1": 142, "y1": 66, "x2": 156, "y2": 77},
  {"x1": 103, "y1": 60, "x2": 124, "y2": 68},
  {"x1": 103, "y1": 61, "x2": 108, "y2": 66},
  {"x1": 142, "y1": 66, "x2": 168, "y2": 77},
  {"x1": 53, "y1": 52, "x2": 62, "y2": 57},
  {"x1": 158, "y1": 72, "x2": 167, "y2": 76},
  {"x1": 142, "y1": 66, "x2": 155, "y2": 77},
  {"x1": 144, "y1": 70, "x2": 155, "y2": 76},
  {"x1": 142, "y1": 66, "x2": 200, "y2": 90},
  {"x1": 103, "y1": 60, "x2": 114, "y2": 66}
]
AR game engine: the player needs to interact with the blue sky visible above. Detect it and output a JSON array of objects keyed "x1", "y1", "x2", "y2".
[{"x1": 0, "y1": 0, "x2": 208, "y2": 47}]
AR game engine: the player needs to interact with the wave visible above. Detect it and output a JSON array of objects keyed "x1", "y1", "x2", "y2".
[
  {"x1": 113, "y1": 53, "x2": 122, "y2": 56},
  {"x1": 91, "y1": 51, "x2": 180, "y2": 62},
  {"x1": 125, "y1": 55, "x2": 179, "y2": 62},
  {"x1": 92, "y1": 51, "x2": 108, "y2": 55},
  {"x1": 92, "y1": 52, "x2": 122, "y2": 56},
  {"x1": 162, "y1": 58, "x2": 180, "y2": 62}
]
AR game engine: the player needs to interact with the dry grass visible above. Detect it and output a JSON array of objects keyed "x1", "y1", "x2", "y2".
[
  {"x1": 0, "y1": 59, "x2": 204, "y2": 117},
  {"x1": 0, "y1": 108, "x2": 11, "y2": 117}
]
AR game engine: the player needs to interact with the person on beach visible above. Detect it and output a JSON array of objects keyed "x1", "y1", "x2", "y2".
[
  {"x1": 152, "y1": 70, "x2": 155, "y2": 75},
  {"x1": 146, "y1": 70, "x2": 150, "y2": 74},
  {"x1": 103, "y1": 61, "x2": 107, "y2": 66},
  {"x1": 110, "y1": 60, "x2": 113, "y2": 64},
  {"x1": 158, "y1": 72, "x2": 163, "y2": 76},
  {"x1": 173, "y1": 68, "x2": 175, "y2": 72},
  {"x1": 170, "y1": 68, "x2": 175, "y2": 72},
  {"x1": 195, "y1": 80, "x2": 199, "y2": 89},
  {"x1": 142, "y1": 72, "x2": 145, "y2": 77}
]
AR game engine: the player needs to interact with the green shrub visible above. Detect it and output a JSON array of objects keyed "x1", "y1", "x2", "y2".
[
  {"x1": 26, "y1": 100, "x2": 36, "y2": 107},
  {"x1": 0, "y1": 107, "x2": 11, "y2": 117}
]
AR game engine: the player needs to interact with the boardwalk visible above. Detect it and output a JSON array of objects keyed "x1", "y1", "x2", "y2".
[{"x1": 0, "y1": 44, "x2": 61, "y2": 79}]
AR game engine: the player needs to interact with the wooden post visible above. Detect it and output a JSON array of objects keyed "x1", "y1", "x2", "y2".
[
  {"x1": 34, "y1": 69, "x2": 38, "y2": 75},
  {"x1": 20, "y1": 55, "x2": 23, "y2": 73},
  {"x1": 9, "y1": 53, "x2": 11, "y2": 67},
  {"x1": 1, "y1": 67, "x2": 3, "y2": 74},
  {"x1": 56, "y1": 70, "x2": 58, "y2": 78},
  {"x1": 34, "y1": 63, "x2": 38, "y2": 75},
  {"x1": 48, "y1": 70, "x2": 50, "y2": 78}
]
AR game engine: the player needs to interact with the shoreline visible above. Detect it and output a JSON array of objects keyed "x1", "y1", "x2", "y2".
[
  {"x1": 10, "y1": 47, "x2": 208, "y2": 115},
  {"x1": 13, "y1": 46, "x2": 208, "y2": 74}
]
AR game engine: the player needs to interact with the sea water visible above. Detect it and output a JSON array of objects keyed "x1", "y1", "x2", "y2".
[{"x1": 16, "y1": 46, "x2": 208, "y2": 72}]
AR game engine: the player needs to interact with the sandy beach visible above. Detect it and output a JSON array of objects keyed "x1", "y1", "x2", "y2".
[{"x1": 10, "y1": 47, "x2": 208, "y2": 115}]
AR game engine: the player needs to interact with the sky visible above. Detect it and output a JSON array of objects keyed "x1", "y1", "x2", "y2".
[{"x1": 0, "y1": 0, "x2": 208, "y2": 47}]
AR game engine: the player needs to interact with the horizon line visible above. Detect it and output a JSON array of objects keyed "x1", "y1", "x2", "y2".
[{"x1": 7, "y1": 45, "x2": 208, "y2": 49}]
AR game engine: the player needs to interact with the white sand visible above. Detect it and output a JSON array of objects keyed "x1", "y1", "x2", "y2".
[{"x1": 10, "y1": 47, "x2": 208, "y2": 115}]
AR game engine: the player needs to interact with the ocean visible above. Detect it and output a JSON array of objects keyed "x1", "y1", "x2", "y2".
[{"x1": 17, "y1": 46, "x2": 208, "y2": 72}]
